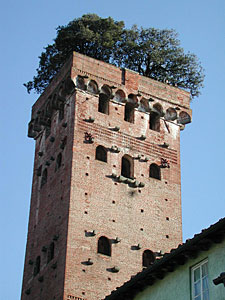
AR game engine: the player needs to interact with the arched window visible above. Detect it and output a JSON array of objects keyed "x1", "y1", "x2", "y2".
[
  {"x1": 87, "y1": 80, "x2": 98, "y2": 94},
  {"x1": 34, "y1": 256, "x2": 40, "y2": 276},
  {"x1": 142, "y1": 250, "x2": 155, "y2": 267},
  {"x1": 96, "y1": 146, "x2": 107, "y2": 162},
  {"x1": 47, "y1": 242, "x2": 55, "y2": 263},
  {"x1": 76, "y1": 76, "x2": 86, "y2": 90},
  {"x1": 41, "y1": 168, "x2": 47, "y2": 187},
  {"x1": 98, "y1": 94, "x2": 109, "y2": 114},
  {"x1": 124, "y1": 102, "x2": 135, "y2": 123},
  {"x1": 114, "y1": 89, "x2": 126, "y2": 103},
  {"x1": 150, "y1": 103, "x2": 163, "y2": 132},
  {"x1": 150, "y1": 111, "x2": 160, "y2": 132},
  {"x1": 165, "y1": 107, "x2": 177, "y2": 121},
  {"x1": 98, "y1": 236, "x2": 111, "y2": 256},
  {"x1": 55, "y1": 153, "x2": 62, "y2": 171},
  {"x1": 179, "y1": 111, "x2": 191, "y2": 125},
  {"x1": 121, "y1": 155, "x2": 133, "y2": 178},
  {"x1": 149, "y1": 163, "x2": 161, "y2": 180}
]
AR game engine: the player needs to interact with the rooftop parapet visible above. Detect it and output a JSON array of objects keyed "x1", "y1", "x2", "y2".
[{"x1": 28, "y1": 52, "x2": 192, "y2": 139}]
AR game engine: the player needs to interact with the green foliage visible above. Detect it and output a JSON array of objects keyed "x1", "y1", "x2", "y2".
[{"x1": 24, "y1": 14, "x2": 204, "y2": 98}]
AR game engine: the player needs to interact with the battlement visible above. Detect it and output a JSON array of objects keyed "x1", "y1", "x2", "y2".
[{"x1": 28, "y1": 52, "x2": 191, "y2": 139}]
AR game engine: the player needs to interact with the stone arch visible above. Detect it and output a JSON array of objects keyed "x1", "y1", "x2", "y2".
[
  {"x1": 165, "y1": 107, "x2": 177, "y2": 121},
  {"x1": 76, "y1": 75, "x2": 86, "y2": 90},
  {"x1": 178, "y1": 111, "x2": 191, "y2": 124},
  {"x1": 114, "y1": 89, "x2": 126, "y2": 103},
  {"x1": 100, "y1": 84, "x2": 112, "y2": 98},
  {"x1": 139, "y1": 97, "x2": 150, "y2": 112},
  {"x1": 153, "y1": 103, "x2": 163, "y2": 115},
  {"x1": 87, "y1": 80, "x2": 98, "y2": 94}
]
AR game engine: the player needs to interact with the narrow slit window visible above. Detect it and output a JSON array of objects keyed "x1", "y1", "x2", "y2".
[
  {"x1": 41, "y1": 168, "x2": 48, "y2": 187},
  {"x1": 33, "y1": 256, "x2": 40, "y2": 276},
  {"x1": 47, "y1": 242, "x2": 55, "y2": 263},
  {"x1": 98, "y1": 236, "x2": 111, "y2": 256},
  {"x1": 95, "y1": 146, "x2": 107, "y2": 162},
  {"x1": 59, "y1": 106, "x2": 64, "y2": 121},
  {"x1": 55, "y1": 153, "x2": 62, "y2": 171}
]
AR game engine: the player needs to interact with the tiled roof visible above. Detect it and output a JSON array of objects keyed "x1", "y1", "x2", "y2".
[{"x1": 105, "y1": 217, "x2": 225, "y2": 300}]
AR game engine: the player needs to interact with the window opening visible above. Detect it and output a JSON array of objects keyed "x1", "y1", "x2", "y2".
[
  {"x1": 46, "y1": 125, "x2": 51, "y2": 138},
  {"x1": 149, "y1": 164, "x2": 161, "y2": 180},
  {"x1": 98, "y1": 94, "x2": 109, "y2": 114},
  {"x1": 96, "y1": 145, "x2": 107, "y2": 162},
  {"x1": 124, "y1": 103, "x2": 135, "y2": 123},
  {"x1": 34, "y1": 256, "x2": 40, "y2": 276},
  {"x1": 47, "y1": 242, "x2": 55, "y2": 263},
  {"x1": 142, "y1": 250, "x2": 155, "y2": 267},
  {"x1": 98, "y1": 236, "x2": 111, "y2": 256},
  {"x1": 37, "y1": 165, "x2": 42, "y2": 176},
  {"x1": 41, "y1": 168, "x2": 48, "y2": 187},
  {"x1": 59, "y1": 105, "x2": 64, "y2": 121},
  {"x1": 76, "y1": 76, "x2": 86, "y2": 90},
  {"x1": 150, "y1": 112, "x2": 160, "y2": 132},
  {"x1": 191, "y1": 260, "x2": 209, "y2": 300},
  {"x1": 87, "y1": 80, "x2": 98, "y2": 94},
  {"x1": 55, "y1": 153, "x2": 62, "y2": 171},
  {"x1": 121, "y1": 155, "x2": 133, "y2": 178}
]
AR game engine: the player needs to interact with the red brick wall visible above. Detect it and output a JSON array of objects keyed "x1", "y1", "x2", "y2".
[{"x1": 21, "y1": 52, "x2": 191, "y2": 300}]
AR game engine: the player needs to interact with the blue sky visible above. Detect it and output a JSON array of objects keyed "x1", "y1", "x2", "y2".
[{"x1": 1, "y1": 0, "x2": 225, "y2": 298}]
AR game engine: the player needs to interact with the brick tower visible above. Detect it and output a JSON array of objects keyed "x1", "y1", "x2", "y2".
[{"x1": 21, "y1": 52, "x2": 192, "y2": 300}]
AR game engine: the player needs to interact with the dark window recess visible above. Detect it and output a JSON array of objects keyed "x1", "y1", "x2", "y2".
[
  {"x1": 124, "y1": 103, "x2": 135, "y2": 123},
  {"x1": 55, "y1": 153, "x2": 62, "y2": 171},
  {"x1": 143, "y1": 250, "x2": 155, "y2": 267},
  {"x1": 60, "y1": 136, "x2": 67, "y2": 150},
  {"x1": 149, "y1": 164, "x2": 161, "y2": 180},
  {"x1": 34, "y1": 256, "x2": 41, "y2": 276},
  {"x1": 47, "y1": 242, "x2": 55, "y2": 263},
  {"x1": 41, "y1": 168, "x2": 48, "y2": 187},
  {"x1": 98, "y1": 94, "x2": 109, "y2": 114},
  {"x1": 98, "y1": 236, "x2": 111, "y2": 256},
  {"x1": 46, "y1": 126, "x2": 51, "y2": 138},
  {"x1": 121, "y1": 155, "x2": 133, "y2": 178},
  {"x1": 59, "y1": 104, "x2": 64, "y2": 121},
  {"x1": 37, "y1": 165, "x2": 42, "y2": 176},
  {"x1": 96, "y1": 146, "x2": 107, "y2": 162},
  {"x1": 150, "y1": 112, "x2": 160, "y2": 132}
]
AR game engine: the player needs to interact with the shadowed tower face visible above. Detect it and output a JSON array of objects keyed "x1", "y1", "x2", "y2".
[{"x1": 21, "y1": 52, "x2": 192, "y2": 300}]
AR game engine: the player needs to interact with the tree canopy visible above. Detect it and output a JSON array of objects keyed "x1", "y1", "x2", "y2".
[{"x1": 24, "y1": 14, "x2": 204, "y2": 98}]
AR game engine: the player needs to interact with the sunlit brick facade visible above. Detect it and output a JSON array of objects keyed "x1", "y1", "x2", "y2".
[{"x1": 21, "y1": 52, "x2": 192, "y2": 300}]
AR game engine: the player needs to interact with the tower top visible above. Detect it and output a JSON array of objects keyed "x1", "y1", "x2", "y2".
[{"x1": 28, "y1": 52, "x2": 191, "y2": 139}]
